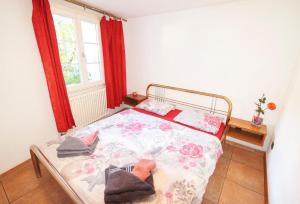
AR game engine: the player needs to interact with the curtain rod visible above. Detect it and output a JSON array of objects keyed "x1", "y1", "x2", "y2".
[{"x1": 64, "y1": 0, "x2": 127, "y2": 22}]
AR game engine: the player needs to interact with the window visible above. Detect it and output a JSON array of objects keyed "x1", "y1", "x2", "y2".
[
  {"x1": 81, "y1": 21, "x2": 102, "y2": 82},
  {"x1": 53, "y1": 12, "x2": 103, "y2": 88}
]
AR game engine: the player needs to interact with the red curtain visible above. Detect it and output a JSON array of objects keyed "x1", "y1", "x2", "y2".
[
  {"x1": 32, "y1": 0, "x2": 75, "y2": 132},
  {"x1": 100, "y1": 17, "x2": 127, "y2": 109}
]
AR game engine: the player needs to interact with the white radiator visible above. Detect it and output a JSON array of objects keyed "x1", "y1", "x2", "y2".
[{"x1": 69, "y1": 87, "x2": 110, "y2": 127}]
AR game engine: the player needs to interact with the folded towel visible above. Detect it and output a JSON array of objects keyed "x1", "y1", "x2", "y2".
[
  {"x1": 104, "y1": 165, "x2": 155, "y2": 204},
  {"x1": 57, "y1": 147, "x2": 97, "y2": 158},
  {"x1": 105, "y1": 165, "x2": 135, "y2": 184},
  {"x1": 132, "y1": 159, "x2": 156, "y2": 181},
  {"x1": 57, "y1": 135, "x2": 99, "y2": 152},
  {"x1": 80, "y1": 130, "x2": 99, "y2": 145},
  {"x1": 56, "y1": 133, "x2": 99, "y2": 158},
  {"x1": 57, "y1": 151, "x2": 93, "y2": 158}
]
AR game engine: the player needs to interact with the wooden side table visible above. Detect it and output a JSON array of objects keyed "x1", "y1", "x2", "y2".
[
  {"x1": 226, "y1": 117, "x2": 267, "y2": 146},
  {"x1": 124, "y1": 94, "x2": 147, "y2": 106}
]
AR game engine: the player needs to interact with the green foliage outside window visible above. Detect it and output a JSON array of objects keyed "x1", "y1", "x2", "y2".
[{"x1": 54, "y1": 15, "x2": 81, "y2": 85}]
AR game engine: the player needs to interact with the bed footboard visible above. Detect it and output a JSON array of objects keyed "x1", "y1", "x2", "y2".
[
  {"x1": 30, "y1": 147, "x2": 41, "y2": 178},
  {"x1": 29, "y1": 145, "x2": 84, "y2": 204}
]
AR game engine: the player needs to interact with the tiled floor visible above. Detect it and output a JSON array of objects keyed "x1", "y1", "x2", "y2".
[
  {"x1": 203, "y1": 142, "x2": 265, "y2": 204},
  {"x1": 0, "y1": 142, "x2": 266, "y2": 204}
]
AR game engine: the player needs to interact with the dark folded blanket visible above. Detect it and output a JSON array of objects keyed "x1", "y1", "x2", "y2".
[
  {"x1": 56, "y1": 136, "x2": 99, "y2": 158},
  {"x1": 104, "y1": 165, "x2": 155, "y2": 204}
]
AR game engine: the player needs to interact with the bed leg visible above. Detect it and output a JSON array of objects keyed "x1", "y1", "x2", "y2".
[{"x1": 30, "y1": 149, "x2": 41, "y2": 178}]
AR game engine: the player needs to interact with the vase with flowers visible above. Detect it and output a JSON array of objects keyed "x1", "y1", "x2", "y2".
[{"x1": 252, "y1": 94, "x2": 276, "y2": 126}]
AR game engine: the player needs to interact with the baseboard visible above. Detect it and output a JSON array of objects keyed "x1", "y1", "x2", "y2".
[{"x1": 264, "y1": 153, "x2": 268, "y2": 204}]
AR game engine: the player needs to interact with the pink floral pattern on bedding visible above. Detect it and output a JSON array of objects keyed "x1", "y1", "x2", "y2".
[
  {"x1": 122, "y1": 121, "x2": 145, "y2": 134},
  {"x1": 75, "y1": 162, "x2": 95, "y2": 175},
  {"x1": 159, "y1": 122, "x2": 172, "y2": 131},
  {"x1": 180, "y1": 143, "x2": 203, "y2": 158},
  {"x1": 40, "y1": 109, "x2": 223, "y2": 204},
  {"x1": 174, "y1": 109, "x2": 224, "y2": 134},
  {"x1": 136, "y1": 99, "x2": 175, "y2": 116},
  {"x1": 166, "y1": 143, "x2": 205, "y2": 170},
  {"x1": 204, "y1": 114, "x2": 222, "y2": 127}
]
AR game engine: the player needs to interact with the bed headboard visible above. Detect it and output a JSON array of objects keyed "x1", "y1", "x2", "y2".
[{"x1": 146, "y1": 83, "x2": 232, "y2": 140}]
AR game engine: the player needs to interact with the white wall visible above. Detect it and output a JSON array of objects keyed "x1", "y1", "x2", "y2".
[
  {"x1": 124, "y1": 0, "x2": 300, "y2": 150},
  {"x1": 0, "y1": 0, "x2": 58, "y2": 173},
  {"x1": 267, "y1": 59, "x2": 300, "y2": 204}
]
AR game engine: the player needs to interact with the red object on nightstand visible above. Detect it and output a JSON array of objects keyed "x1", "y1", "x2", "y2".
[{"x1": 132, "y1": 91, "x2": 138, "y2": 97}]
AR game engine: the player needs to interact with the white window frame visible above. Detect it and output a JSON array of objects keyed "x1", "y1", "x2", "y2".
[{"x1": 51, "y1": 3, "x2": 105, "y2": 93}]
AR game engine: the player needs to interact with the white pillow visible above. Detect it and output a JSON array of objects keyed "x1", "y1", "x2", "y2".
[
  {"x1": 136, "y1": 99, "x2": 175, "y2": 116},
  {"x1": 174, "y1": 109, "x2": 224, "y2": 134}
]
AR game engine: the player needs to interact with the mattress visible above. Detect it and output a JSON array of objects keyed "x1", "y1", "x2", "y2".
[{"x1": 40, "y1": 108, "x2": 223, "y2": 203}]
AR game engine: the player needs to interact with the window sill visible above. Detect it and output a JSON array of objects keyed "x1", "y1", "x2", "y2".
[{"x1": 67, "y1": 81, "x2": 105, "y2": 97}]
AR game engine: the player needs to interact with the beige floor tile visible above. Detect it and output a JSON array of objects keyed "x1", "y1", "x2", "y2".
[
  {"x1": 43, "y1": 178, "x2": 74, "y2": 204},
  {"x1": 201, "y1": 198, "x2": 215, "y2": 204},
  {"x1": 214, "y1": 156, "x2": 230, "y2": 177},
  {"x1": 227, "y1": 161, "x2": 264, "y2": 194},
  {"x1": 1, "y1": 160, "x2": 51, "y2": 202},
  {"x1": 12, "y1": 187, "x2": 54, "y2": 204},
  {"x1": 219, "y1": 180, "x2": 264, "y2": 204},
  {"x1": 0, "y1": 183, "x2": 9, "y2": 204},
  {"x1": 231, "y1": 147, "x2": 264, "y2": 171},
  {"x1": 12, "y1": 178, "x2": 74, "y2": 204},
  {"x1": 222, "y1": 143, "x2": 233, "y2": 160},
  {"x1": 204, "y1": 174, "x2": 225, "y2": 203}
]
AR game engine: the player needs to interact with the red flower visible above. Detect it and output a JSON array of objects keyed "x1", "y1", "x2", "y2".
[{"x1": 267, "y1": 102, "x2": 276, "y2": 110}]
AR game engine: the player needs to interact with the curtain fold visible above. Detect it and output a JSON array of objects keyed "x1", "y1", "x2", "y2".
[
  {"x1": 32, "y1": 0, "x2": 75, "y2": 132},
  {"x1": 100, "y1": 16, "x2": 127, "y2": 109}
]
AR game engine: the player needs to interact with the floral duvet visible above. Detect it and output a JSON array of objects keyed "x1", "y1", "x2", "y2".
[{"x1": 40, "y1": 109, "x2": 223, "y2": 204}]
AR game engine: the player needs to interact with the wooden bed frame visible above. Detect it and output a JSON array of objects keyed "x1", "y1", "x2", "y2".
[{"x1": 30, "y1": 83, "x2": 232, "y2": 204}]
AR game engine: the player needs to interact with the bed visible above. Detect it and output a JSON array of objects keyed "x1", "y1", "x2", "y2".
[{"x1": 30, "y1": 84, "x2": 232, "y2": 204}]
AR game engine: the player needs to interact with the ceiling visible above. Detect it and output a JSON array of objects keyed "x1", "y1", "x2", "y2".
[{"x1": 81, "y1": 0, "x2": 238, "y2": 19}]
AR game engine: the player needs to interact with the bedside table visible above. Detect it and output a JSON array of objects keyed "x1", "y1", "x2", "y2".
[
  {"x1": 124, "y1": 94, "x2": 147, "y2": 106},
  {"x1": 226, "y1": 117, "x2": 267, "y2": 146}
]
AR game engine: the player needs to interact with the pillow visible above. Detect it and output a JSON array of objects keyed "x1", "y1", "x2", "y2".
[
  {"x1": 174, "y1": 109, "x2": 224, "y2": 134},
  {"x1": 136, "y1": 99, "x2": 175, "y2": 116}
]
